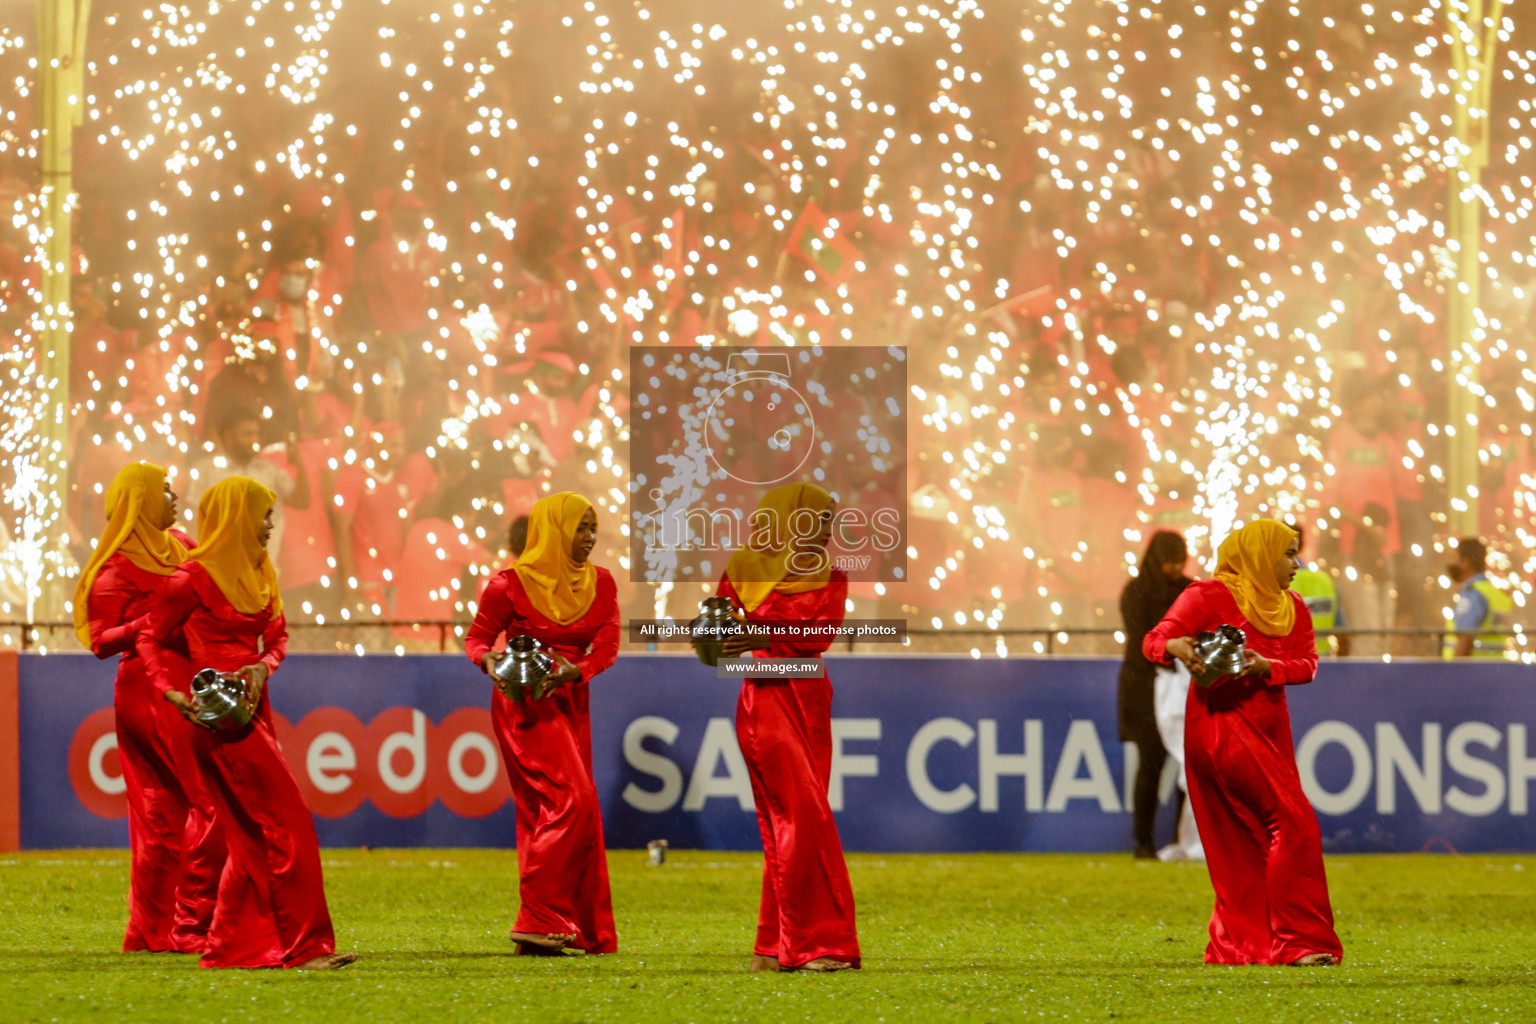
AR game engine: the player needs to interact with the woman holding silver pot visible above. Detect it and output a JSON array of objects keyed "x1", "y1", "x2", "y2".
[
  {"x1": 712, "y1": 482, "x2": 860, "y2": 973},
  {"x1": 75, "y1": 461, "x2": 223, "y2": 953},
  {"x1": 465, "y1": 491, "x2": 619, "y2": 956},
  {"x1": 138, "y1": 476, "x2": 353, "y2": 970},
  {"x1": 1142, "y1": 518, "x2": 1342, "y2": 967}
]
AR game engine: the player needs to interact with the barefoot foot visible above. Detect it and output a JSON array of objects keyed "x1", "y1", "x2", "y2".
[
  {"x1": 509, "y1": 932, "x2": 575, "y2": 956},
  {"x1": 1290, "y1": 953, "x2": 1339, "y2": 967},
  {"x1": 796, "y1": 957, "x2": 854, "y2": 972},
  {"x1": 294, "y1": 952, "x2": 359, "y2": 970},
  {"x1": 749, "y1": 954, "x2": 781, "y2": 972}
]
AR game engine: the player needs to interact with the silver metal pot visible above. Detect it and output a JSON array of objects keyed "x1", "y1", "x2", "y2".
[
  {"x1": 689, "y1": 596, "x2": 743, "y2": 667},
  {"x1": 190, "y1": 668, "x2": 254, "y2": 731},
  {"x1": 492, "y1": 635, "x2": 555, "y2": 702},
  {"x1": 1193, "y1": 625, "x2": 1248, "y2": 687}
]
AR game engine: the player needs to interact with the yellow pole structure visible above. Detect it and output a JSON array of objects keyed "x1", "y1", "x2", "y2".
[
  {"x1": 33, "y1": 0, "x2": 90, "y2": 620},
  {"x1": 1445, "y1": 0, "x2": 1504, "y2": 538}
]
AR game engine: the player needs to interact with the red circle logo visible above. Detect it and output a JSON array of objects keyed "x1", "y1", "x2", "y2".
[{"x1": 67, "y1": 707, "x2": 128, "y2": 819}]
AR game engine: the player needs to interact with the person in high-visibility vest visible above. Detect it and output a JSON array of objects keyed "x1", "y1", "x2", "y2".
[
  {"x1": 1444, "y1": 537, "x2": 1513, "y2": 659},
  {"x1": 1288, "y1": 525, "x2": 1350, "y2": 657}
]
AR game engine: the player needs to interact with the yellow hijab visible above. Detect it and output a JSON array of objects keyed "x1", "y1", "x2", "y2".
[
  {"x1": 73, "y1": 462, "x2": 189, "y2": 646},
  {"x1": 513, "y1": 492, "x2": 598, "y2": 626},
  {"x1": 1214, "y1": 519, "x2": 1297, "y2": 637},
  {"x1": 725, "y1": 482, "x2": 836, "y2": 612},
  {"x1": 192, "y1": 476, "x2": 283, "y2": 616}
]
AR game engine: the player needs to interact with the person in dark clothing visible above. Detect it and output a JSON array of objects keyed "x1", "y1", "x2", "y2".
[
  {"x1": 1118, "y1": 530, "x2": 1193, "y2": 858},
  {"x1": 203, "y1": 330, "x2": 300, "y2": 448},
  {"x1": 508, "y1": 514, "x2": 530, "y2": 560}
]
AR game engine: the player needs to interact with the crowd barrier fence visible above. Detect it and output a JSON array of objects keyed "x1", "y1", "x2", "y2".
[{"x1": 1, "y1": 621, "x2": 1524, "y2": 658}]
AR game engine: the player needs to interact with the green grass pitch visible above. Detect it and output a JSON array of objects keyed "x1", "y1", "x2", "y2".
[{"x1": 1, "y1": 849, "x2": 1533, "y2": 1022}]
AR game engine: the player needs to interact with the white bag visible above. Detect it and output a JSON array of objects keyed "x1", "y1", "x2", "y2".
[{"x1": 1153, "y1": 662, "x2": 1204, "y2": 862}]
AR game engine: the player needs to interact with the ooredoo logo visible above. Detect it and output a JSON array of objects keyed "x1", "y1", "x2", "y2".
[
  {"x1": 67, "y1": 706, "x2": 512, "y2": 819},
  {"x1": 275, "y1": 705, "x2": 512, "y2": 818},
  {"x1": 67, "y1": 707, "x2": 129, "y2": 819}
]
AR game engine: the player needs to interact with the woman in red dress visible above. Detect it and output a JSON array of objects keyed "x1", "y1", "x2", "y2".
[
  {"x1": 75, "y1": 461, "x2": 224, "y2": 953},
  {"x1": 714, "y1": 482, "x2": 860, "y2": 972},
  {"x1": 1143, "y1": 519, "x2": 1343, "y2": 966},
  {"x1": 138, "y1": 476, "x2": 355, "y2": 970},
  {"x1": 464, "y1": 491, "x2": 619, "y2": 956}
]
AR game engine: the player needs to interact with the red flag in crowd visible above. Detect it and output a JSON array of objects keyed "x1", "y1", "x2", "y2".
[
  {"x1": 788, "y1": 201, "x2": 861, "y2": 283},
  {"x1": 988, "y1": 285, "x2": 1056, "y2": 324}
]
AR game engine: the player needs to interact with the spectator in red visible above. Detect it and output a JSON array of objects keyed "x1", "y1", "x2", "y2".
[
  {"x1": 71, "y1": 278, "x2": 130, "y2": 405},
  {"x1": 276, "y1": 394, "x2": 347, "y2": 620},
  {"x1": 393, "y1": 494, "x2": 491, "y2": 636},
  {"x1": 250, "y1": 232, "x2": 332, "y2": 386},
  {"x1": 311, "y1": 358, "x2": 367, "y2": 440},
  {"x1": 1018, "y1": 430, "x2": 1095, "y2": 621},
  {"x1": 184, "y1": 404, "x2": 310, "y2": 567},
  {"x1": 507, "y1": 352, "x2": 600, "y2": 466},
  {"x1": 200, "y1": 329, "x2": 300, "y2": 448},
  {"x1": 333, "y1": 422, "x2": 411, "y2": 613},
  {"x1": 355, "y1": 191, "x2": 438, "y2": 337}
]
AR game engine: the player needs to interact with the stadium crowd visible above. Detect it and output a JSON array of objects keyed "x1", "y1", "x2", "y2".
[{"x1": 0, "y1": 3, "x2": 1532, "y2": 654}]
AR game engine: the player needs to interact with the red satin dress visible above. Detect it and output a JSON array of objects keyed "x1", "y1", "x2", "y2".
[
  {"x1": 138, "y1": 562, "x2": 338, "y2": 969},
  {"x1": 86, "y1": 542, "x2": 225, "y2": 953},
  {"x1": 717, "y1": 569, "x2": 861, "y2": 969},
  {"x1": 1143, "y1": 580, "x2": 1343, "y2": 965},
  {"x1": 465, "y1": 566, "x2": 620, "y2": 953}
]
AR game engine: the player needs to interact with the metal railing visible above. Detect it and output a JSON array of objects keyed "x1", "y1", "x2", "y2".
[
  {"x1": 9, "y1": 621, "x2": 1527, "y2": 659},
  {"x1": 2, "y1": 620, "x2": 471, "y2": 654},
  {"x1": 886, "y1": 627, "x2": 1530, "y2": 659}
]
